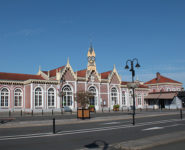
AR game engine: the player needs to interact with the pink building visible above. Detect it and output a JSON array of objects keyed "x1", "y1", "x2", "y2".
[
  {"x1": 145, "y1": 72, "x2": 183, "y2": 109},
  {"x1": 0, "y1": 46, "x2": 183, "y2": 112}
]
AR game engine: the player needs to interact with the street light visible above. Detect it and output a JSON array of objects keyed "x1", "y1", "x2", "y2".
[{"x1": 125, "y1": 58, "x2": 140, "y2": 125}]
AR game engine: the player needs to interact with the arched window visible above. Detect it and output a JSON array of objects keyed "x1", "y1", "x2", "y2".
[
  {"x1": 0, "y1": 88, "x2": 9, "y2": 107},
  {"x1": 88, "y1": 86, "x2": 97, "y2": 105},
  {"x1": 14, "y1": 89, "x2": 22, "y2": 107},
  {"x1": 129, "y1": 90, "x2": 133, "y2": 106},
  {"x1": 122, "y1": 91, "x2": 126, "y2": 105},
  {"x1": 111, "y1": 87, "x2": 118, "y2": 105},
  {"x1": 35, "y1": 87, "x2": 42, "y2": 107},
  {"x1": 62, "y1": 85, "x2": 72, "y2": 106},
  {"x1": 48, "y1": 88, "x2": 55, "y2": 107},
  {"x1": 137, "y1": 94, "x2": 142, "y2": 105}
]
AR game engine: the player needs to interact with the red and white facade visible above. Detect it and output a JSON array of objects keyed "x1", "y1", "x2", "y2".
[{"x1": 0, "y1": 47, "x2": 183, "y2": 111}]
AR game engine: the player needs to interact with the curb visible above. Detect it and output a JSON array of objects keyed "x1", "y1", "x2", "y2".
[
  {"x1": 78, "y1": 131, "x2": 185, "y2": 150},
  {"x1": 113, "y1": 131, "x2": 185, "y2": 150},
  {"x1": 0, "y1": 112, "x2": 180, "y2": 129}
]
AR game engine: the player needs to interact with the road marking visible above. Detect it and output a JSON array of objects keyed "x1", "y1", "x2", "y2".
[
  {"x1": 0, "y1": 119, "x2": 184, "y2": 141},
  {"x1": 102, "y1": 122, "x2": 120, "y2": 125},
  {"x1": 142, "y1": 124, "x2": 183, "y2": 131},
  {"x1": 143, "y1": 127, "x2": 164, "y2": 131}
]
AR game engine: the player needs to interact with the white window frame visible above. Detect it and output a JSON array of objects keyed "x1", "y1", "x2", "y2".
[
  {"x1": 129, "y1": 90, "x2": 133, "y2": 106},
  {"x1": 48, "y1": 88, "x2": 55, "y2": 108},
  {"x1": 88, "y1": 86, "x2": 97, "y2": 106},
  {"x1": 137, "y1": 94, "x2": 142, "y2": 106},
  {"x1": 62, "y1": 85, "x2": 73, "y2": 107},
  {"x1": 111, "y1": 87, "x2": 118, "y2": 105},
  {"x1": 14, "y1": 88, "x2": 23, "y2": 107},
  {"x1": 122, "y1": 91, "x2": 126, "y2": 105},
  {"x1": 0, "y1": 88, "x2": 10, "y2": 108},
  {"x1": 34, "y1": 87, "x2": 43, "y2": 108}
]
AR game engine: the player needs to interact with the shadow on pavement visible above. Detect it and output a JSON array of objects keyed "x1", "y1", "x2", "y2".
[{"x1": 84, "y1": 140, "x2": 109, "y2": 150}]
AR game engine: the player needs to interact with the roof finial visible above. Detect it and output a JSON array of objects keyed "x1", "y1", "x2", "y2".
[
  {"x1": 113, "y1": 64, "x2": 118, "y2": 73},
  {"x1": 89, "y1": 40, "x2": 93, "y2": 53},
  {"x1": 67, "y1": 57, "x2": 69, "y2": 65},
  {"x1": 39, "y1": 65, "x2": 41, "y2": 71}
]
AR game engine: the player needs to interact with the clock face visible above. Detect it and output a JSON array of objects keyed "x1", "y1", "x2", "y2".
[
  {"x1": 88, "y1": 56, "x2": 91, "y2": 62},
  {"x1": 91, "y1": 56, "x2": 95, "y2": 61}
]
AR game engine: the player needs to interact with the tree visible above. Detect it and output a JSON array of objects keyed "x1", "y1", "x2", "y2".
[{"x1": 75, "y1": 91, "x2": 94, "y2": 109}]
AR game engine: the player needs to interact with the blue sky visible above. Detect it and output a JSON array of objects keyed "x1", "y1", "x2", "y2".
[{"x1": 0, "y1": 0, "x2": 185, "y2": 86}]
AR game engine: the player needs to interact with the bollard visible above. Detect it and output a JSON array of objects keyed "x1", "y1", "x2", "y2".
[
  {"x1": 122, "y1": 107, "x2": 123, "y2": 112},
  {"x1": 71, "y1": 109, "x2": 72, "y2": 114},
  {"x1": 53, "y1": 118, "x2": 56, "y2": 134},
  {"x1": 21, "y1": 110, "x2": 22, "y2": 117},
  {"x1": 9, "y1": 110, "x2": 11, "y2": 117},
  {"x1": 32, "y1": 110, "x2": 33, "y2": 116},
  {"x1": 102, "y1": 108, "x2": 103, "y2": 113},
  {"x1": 61, "y1": 108, "x2": 63, "y2": 115},
  {"x1": 140, "y1": 108, "x2": 142, "y2": 112},
  {"x1": 52, "y1": 109, "x2": 54, "y2": 116},
  {"x1": 109, "y1": 107, "x2": 110, "y2": 112},
  {"x1": 42, "y1": 109, "x2": 43, "y2": 116},
  {"x1": 180, "y1": 109, "x2": 183, "y2": 120}
]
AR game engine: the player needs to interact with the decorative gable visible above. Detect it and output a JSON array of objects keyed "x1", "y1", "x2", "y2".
[
  {"x1": 87, "y1": 70, "x2": 100, "y2": 83},
  {"x1": 110, "y1": 73, "x2": 120, "y2": 84},
  {"x1": 58, "y1": 58, "x2": 77, "y2": 81},
  {"x1": 108, "y1": 65, "x2": 121, "y2": 84}
]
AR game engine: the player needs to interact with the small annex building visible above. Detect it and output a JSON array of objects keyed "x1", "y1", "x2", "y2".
[{"x1": 144, "y1": 72, "x2": 183, "y2": 109}]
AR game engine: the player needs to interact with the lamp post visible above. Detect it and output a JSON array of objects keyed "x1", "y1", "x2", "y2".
[{"x1": 125, "y1": 58, "x2": 140, "y2": 125}]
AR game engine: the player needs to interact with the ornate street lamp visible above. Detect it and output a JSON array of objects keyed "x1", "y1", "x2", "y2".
[{"x1": 125, "y1": 58, "x2": 140, "y2": 125}]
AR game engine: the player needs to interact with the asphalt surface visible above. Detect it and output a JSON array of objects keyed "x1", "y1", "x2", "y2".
[
  {"x1": 0, "y1": 112, "x2": 185, "y2": 150},
  {"x1": 147, "y1": 140, "x2": 185, "y2": 150}
]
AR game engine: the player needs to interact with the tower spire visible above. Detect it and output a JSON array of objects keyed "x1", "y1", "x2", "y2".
[{"x1": 87, "y1": 44, "x2": 96, "y2": 71}]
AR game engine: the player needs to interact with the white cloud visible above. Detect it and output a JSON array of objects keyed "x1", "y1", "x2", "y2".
[{"x1": 3, "y1": 28, "x2": 44, "y2": 38}]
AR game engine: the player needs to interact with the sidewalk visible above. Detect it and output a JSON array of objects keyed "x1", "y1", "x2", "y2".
[
  {"x1": 78, "y1": 131, "x2": 185, "y2": 150},
  {"x1": 0, "y1": 111, "x2": 180, "y2": 129},
  {"x1": 113, "y1": 131, "x2": 185, "y2": 150}
]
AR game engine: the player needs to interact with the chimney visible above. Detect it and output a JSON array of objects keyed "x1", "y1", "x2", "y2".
[{"x1": 156, "y1": 72, "x2": 160, "y2": 81}]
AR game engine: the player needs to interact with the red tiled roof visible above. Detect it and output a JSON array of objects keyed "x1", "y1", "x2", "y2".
[
  {"x1": 121, "y1": 81, "x2": 148, "y2": 88},
  {"x1": 0, "y1": 72, "x2": 45, "y2": 81},
  {"x1": 138, "y1": 84, "x2": 148, "y2": 88},
  {"x1": 42, "y1": 71, "x2": 48, "y2": 75},
  {"x1": 100, "y1": 71, "x2": 112, "y2": 79},
  {"x1": 76, "y1": 69, "x2": 87, "y2": 77},
  {"x1": 43, "y1": 66, "x2": 65, "y2": 77},
  {"x1": 145, "y1": 73, "x2": 181, "y2": 84},
  {"x1": 121, "y1": 81, "x2": 130, "y2": 85}
]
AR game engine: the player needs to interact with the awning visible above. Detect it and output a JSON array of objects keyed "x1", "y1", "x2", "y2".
[
  {"x1": 145, "y1": 93, "x2": 160, "y2": 99},
  {"x1": 145, "y1": 92, "x2": 177, "y2": 100},
  {"x1": 159, "y1": 93, "x2": 176, "y2": 99}
]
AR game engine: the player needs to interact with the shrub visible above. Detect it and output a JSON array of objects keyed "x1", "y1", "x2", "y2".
[
  {"x1": 113, "y1": 104, "x2": 120, "y2": 109},
  {"x1": 89, "y1": 105, "x2": 95, "y2": 108}
]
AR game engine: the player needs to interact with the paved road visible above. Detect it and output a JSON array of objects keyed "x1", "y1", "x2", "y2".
[
  {"x1": 147, "y1": 140, "x2": 185, "y2": 150},
  {"x1": 0, "y1": 113, "x2": 184, "y2": 150}
]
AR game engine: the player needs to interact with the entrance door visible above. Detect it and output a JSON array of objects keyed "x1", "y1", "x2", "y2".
[
  {"x1": 89, "y1": 97, "x2": 95, "y2": 105},
  {"x1": 159, "y1": 99, "x2": 165, "y2": 109}
]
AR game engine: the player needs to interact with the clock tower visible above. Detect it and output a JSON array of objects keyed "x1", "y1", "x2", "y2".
[{"x1": 87, "y1": 44, "x2": 96, "y2": 71}]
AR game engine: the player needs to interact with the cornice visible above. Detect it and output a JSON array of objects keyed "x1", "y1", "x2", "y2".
[
  {"x1": 146, "y1": 82, "x2": 182, "y2": 86},
  {"x1": 0, "y1": 80, "x2": 24, "y2": 85},
  {"x1": 0, "y1": 79, "x2": 58, "y2": 85}
]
